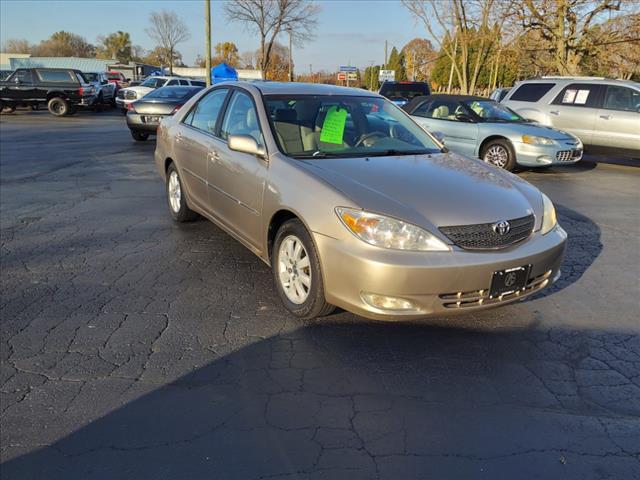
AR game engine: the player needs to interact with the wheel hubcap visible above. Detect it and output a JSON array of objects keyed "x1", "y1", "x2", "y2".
[
  {"x1": 168, "y1": 171, "x2": 181, "y2": 213},
  {"x1": 278, "y1": 235, "x2": 311, "y2": 304},
  {"x1": 484, "y1": 145, "x2": 509, "y2": 168}
]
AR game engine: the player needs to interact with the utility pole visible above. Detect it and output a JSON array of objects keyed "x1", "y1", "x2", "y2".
[
  {"x1": 309, "y1": 64, "x2": 313, "y2": 82},
  {"x1": 368, "y1": 60, "x2": 374, "y2": 91},
  {"x1": 384, "y1": 40, "x2": 388, "y2": 70},
  {"x1": 205, "y1": 0, "x2": 212, "y2": 87},
  {"x1": 287, "y1": 27, "x2": 293, "y2": 82}
]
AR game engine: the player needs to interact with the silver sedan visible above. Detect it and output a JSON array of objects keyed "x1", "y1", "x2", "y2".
[{"x1": 405, "y1": 95, "x2": 583, "y2": 170}]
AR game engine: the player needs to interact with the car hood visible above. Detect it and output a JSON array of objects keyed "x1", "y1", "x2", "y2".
[
  {"x1": 300, "y1": 152, "x2": 543, "y2": 232},
  {"x1": 484, "y1": 121, "x2": 576, "y2": 141}
]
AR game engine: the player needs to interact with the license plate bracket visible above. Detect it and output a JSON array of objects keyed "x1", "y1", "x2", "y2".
[{"x1": 489, "y1": 265, "x2": 531, "y2": 298}]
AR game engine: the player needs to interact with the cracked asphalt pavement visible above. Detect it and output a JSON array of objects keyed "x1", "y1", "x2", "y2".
[{"x1": 1, "y1": 110, "x2": 639, "y2": 479}]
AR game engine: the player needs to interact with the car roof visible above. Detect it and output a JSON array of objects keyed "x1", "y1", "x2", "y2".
[
  {"x1": 516, "y1": 77, "x2": 639, "y2": 88},
  {"x1": 246, "y1": 81, "x2": 377, "y2": 97}
]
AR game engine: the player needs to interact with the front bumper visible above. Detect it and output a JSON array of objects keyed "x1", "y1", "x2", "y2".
[
  {"x1": 314, "y1": 225, "x2": 567, "y2": 321},
  {"x1": 126, "y1": 112, "x2": 165, "y2": 134},
  {"x1": 116, "y1": 97, "x2": 135, "y2": 108},
  {"x1": 79, "y1": 95, "x2": 98, "y2": 106},
  {"x1": 513, "y1": 140, "x2": 583, "y2": 167}
]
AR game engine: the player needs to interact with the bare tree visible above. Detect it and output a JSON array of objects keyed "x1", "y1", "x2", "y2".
[
  {"x1": 145, "y1": 10, "x2": 190, "y2": 75},
  {"x1": 518, "y1": 0, "x2": 623, "y2": 75},
  {"x1": 1, "y1": 38, "x2": 31, "y2": 54},
  {"x1": 225, "y1": 0, "x2": 319, "y2": 80},
  {"x1": 403, "y1": 0, "x2": 512, "y2": 94}
]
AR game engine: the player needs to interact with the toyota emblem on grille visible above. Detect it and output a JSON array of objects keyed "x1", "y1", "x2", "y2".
[{"x1": 492, "y1": 220, "x2": 511, "y2": 235}]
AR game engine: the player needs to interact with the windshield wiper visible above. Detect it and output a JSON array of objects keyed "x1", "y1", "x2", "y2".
[
  {"x1": 365, "y1": 149, "x2": 430, "y2": 157},
  {"x1": 294, "y1": 151, "x2": 346, "y2": 159}
]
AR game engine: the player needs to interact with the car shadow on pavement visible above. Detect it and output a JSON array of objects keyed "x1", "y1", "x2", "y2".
[{"x1": 2, "y1": 321, "x2": 638, "y2": 480}]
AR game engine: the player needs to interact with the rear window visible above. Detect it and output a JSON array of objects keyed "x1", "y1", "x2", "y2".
[
  {"x1": 509, "y1": 83, "x2": 555, "y2": 102},
  {"x1": 380, "y1": 83, "x2": 430, "y2": 101},
  {"x1": 145, "y1": 87, "x2": 201, "y2": 99},
  {"x1": 36, "y1": 70, "x2": 76, "y2": 83},
  {"x1": 190, "y1": 80, "x2": 206, "y2": 87}
]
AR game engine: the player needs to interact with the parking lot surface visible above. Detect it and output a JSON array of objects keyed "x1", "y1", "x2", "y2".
[{"x1": 1, "y1": 110, "x2": 639, "y2": 479}]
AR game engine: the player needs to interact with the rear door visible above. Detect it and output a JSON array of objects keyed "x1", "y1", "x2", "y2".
[
  {"x1": 207, "y1": 89, "x2": 268, "y2": 248},
  {"x1": 548, "y1": 83, "x2": 603, "y2": 145},
  {"x1": 175, "y1": 87, "x2": 230, "y2": 210},
  {"x1": 593, "y1": 85, "x2": 640, "y2": 151},
  {"x1": 411, "y1": 98, "x2": 478, "y2": 156}
]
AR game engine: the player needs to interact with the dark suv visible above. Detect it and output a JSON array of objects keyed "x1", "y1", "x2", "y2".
[
  {"x1": 0, "y1": 68, "x2": 97, "y2": 116},
  {"x1": 378, "y1": 81, "x2": 431, "y2": 107}
]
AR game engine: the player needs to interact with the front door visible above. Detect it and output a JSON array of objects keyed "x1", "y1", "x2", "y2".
[
  {"x1": 412, "y1": 98, "x2": 478, "y2": 156},
  {"x1": 207, "y1": 89, "x2": 268, "y2": 249},
  {"x1": 547, "y1": 83, "x2": 603, "y2": 145},
  {"x1": 6, "y1": 69, "x2": 35, "y2": 101}
]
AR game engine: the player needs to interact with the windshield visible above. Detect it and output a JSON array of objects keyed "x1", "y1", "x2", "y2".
[
  {"x1": 145, "y1": 86, "x2": 201, "y2": 100},
  {"x1": 84, "y1": 73, "x2": 99, "y2": 82},
  {"x1": 463, "y1": 99, "x2": 524, "y2": 123},
  {"x1": 265, "y1": 95, "x2": 441, "y2": 159},
  {"x1": 141, "y1": 77, "x2": 166, "y2": 88}
]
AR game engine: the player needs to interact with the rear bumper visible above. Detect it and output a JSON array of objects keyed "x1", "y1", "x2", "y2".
[
  {"x1": 314, "y1": 224, "x2": 567, "y2": 321},
  {"x1": 126, "y1": 113, "x2": 164, "y2": 134}
]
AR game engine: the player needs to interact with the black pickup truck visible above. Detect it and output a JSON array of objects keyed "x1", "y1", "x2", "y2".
[{"x1": 0, "y1": 68, "x2": 97, "y2": 116}]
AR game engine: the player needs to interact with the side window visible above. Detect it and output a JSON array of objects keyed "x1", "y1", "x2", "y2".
[
  {"x1": 509, "y1": 83, "x2": 555, "y2": 102},
  {"x1": 602, "y1": 86, "x2": 640, "y2": 112},
  {"x1": 36, "y1": 70, "x2": 75, "y2": 82},
  {"x1": 9, "y1": 69, "x2": 32, "y2": 83},
  {"x1": 190, "y1": 80, "x2": 206, "y2": 87},
  {"x1": 411, "y1": 100, "x2": 432, "y2": 118},
  {"x1": 184, "y1": 88, "x2": 228, "y2": 134},
  {"x1": 178, "y1": 79, "x2": 189, "y2": 86},
  {"x1": 423, "y1": 100, "x2": 465, "y2": 121},
  {"x1": 220, "y1": 91, "x2": 264, "y2": 146},
  {"x1": 166, "y1": 79, "x2": 179, "y2": 86},
  {"x1": 552, "y1": 83, "x2": 601, "y2": 108}
]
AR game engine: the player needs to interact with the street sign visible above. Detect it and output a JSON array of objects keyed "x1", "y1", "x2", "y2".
[
  {"x1": 379, "y1": 69, "x2": 395, "y2": 82},
  {"x1": 339, "y1": 66, "x2": 357, "y2": 72},
  {"x1": 337, "y1": 72, "x2": 346, "y2": 81},
  {"x1": 347, "y1": 72, "x2": 357, "y2": 80}
]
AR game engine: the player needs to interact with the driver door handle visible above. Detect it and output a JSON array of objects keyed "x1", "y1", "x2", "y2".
[
  {"x1": 599, "y1": 115, "x2": 612, "y2": 120},
  {"x1": 550, "y1": 110, "x2": 559, "y2": 115}
]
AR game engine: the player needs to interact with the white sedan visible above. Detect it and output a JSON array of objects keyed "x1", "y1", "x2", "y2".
[{"x1": 116, "y1": 76, "x2": 205, "y2": 112}]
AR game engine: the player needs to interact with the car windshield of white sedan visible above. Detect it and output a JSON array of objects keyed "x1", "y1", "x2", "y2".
[
  {"x1": 463, "y1": 100, "x2": 524, "y2": 123},
  {"x1": 265, "y1": 95, "x2": 441, "y2": 158}
]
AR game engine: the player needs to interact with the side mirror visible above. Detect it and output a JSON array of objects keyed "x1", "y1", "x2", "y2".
[
  {"x1": 228, "y1": 134, "x2": 266, "y2": 158},
  {"x1": 126, "y1": 78, "x2": 131, "y2": 82},
  {"x1": 101, "y1": 79, "x2": 108, "y2": 85},
  {"x1": 455, "y1": 113, "x2": 474, "y2": 122}
]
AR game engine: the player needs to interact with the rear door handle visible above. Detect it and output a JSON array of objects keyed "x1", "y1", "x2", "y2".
[
  {"x1": 599, "y1": 115, "x2": 612, "y2": 120},
  {"x1": 550, "y1": 110, "x2": 559, "y2": 115}
]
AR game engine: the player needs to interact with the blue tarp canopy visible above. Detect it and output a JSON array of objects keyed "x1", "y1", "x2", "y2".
[
  {"x1": 149, "y1": 70, "x2": 164, "y2": 76},
  {"x1": 212, "y1": 63, "x2": 238, "y2": 84}
]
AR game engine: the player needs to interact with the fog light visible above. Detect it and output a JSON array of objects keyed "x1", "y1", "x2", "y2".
[
  {"x1": 361, "y1": 292, "x2": 416, "y2": 311},
  {"x1": 536, "y1": 156, "x2": 553, "y2": 164}
]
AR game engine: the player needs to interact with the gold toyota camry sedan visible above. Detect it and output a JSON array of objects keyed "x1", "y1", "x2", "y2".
[{"x1": 155, "y1": 82, "x2": 567, "y2": 320}]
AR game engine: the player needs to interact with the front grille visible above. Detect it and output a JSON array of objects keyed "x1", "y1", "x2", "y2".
[
  {"x1": 556, "y1": 149, "x2": 581, "y2": 162},
  {"x1": 439, "y1": 214, "x2": 534, "y2": 250},
  {"x1": 439, "y1": 269, "x2": 553, "y2": 308}
]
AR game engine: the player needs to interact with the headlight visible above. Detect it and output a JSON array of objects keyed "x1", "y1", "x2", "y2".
[
  {"x1": 336, "y1": 207, "x2": 450, "y2": 251},
  {"x1": 540, "y1": 193, "x2": 557, "y2": 234},
  {"x1": 522, "y1": 135, "x2": 555, "y2": 145},
  {"x1": 125, "y1": 91, "x2": 137, "y2": 100}
]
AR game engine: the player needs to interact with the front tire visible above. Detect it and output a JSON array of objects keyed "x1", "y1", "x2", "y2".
[
  {"x1": 481, "y1": 139, "x2": 517, "y2": 171},
  {"x1": 47, "y1": 97, "x2": 70, "y2": 116},
  {"x1": 131, "y1": 131, "x2": 149, "y2": 141},
  {"x1": 166, "y1": 163, "x2": 198, "y2": 222},
  {"x1": 272, "y1": 219, "x2": 335, "y2": 319}
]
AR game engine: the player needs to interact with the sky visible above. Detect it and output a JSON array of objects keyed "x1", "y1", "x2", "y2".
[{"x1": 0, "y1": 0, "x2": 428, "y2": 72}]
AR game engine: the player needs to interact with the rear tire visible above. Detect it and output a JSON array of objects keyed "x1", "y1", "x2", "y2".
[
  {"x1": 272, "y1": 219, "x2": 335, "y2": 319},
  {"x1": 47, "y1": 97, "x2": 70, "y2": 117},
  {"x1": 481, "y1": 139, "x2": 517, "y2": 171},
  {"x1": 131, "y1": 131, "x2": 149, "y2": 141},
  {"x1": 1, "y1": 101, "x2": 16, "y2": 114},
  {"x1": 166, "y1": 163, "x2": 198, "y2": 222}
]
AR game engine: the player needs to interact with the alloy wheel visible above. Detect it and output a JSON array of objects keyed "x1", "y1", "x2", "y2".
[
  {"x1": 277, "y1": 235, "x2": 312, "y2": 304},
  {"x1": 484, "y1": 145, "x2": 509, "y2": 168},
  {"x1": 168, "y1": 171, "x2": 181, "y2": 213}
]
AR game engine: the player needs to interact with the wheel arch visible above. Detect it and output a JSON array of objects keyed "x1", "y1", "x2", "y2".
[{"x1": 478, "y1": 135, "x2": 512, "y2": 158}]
